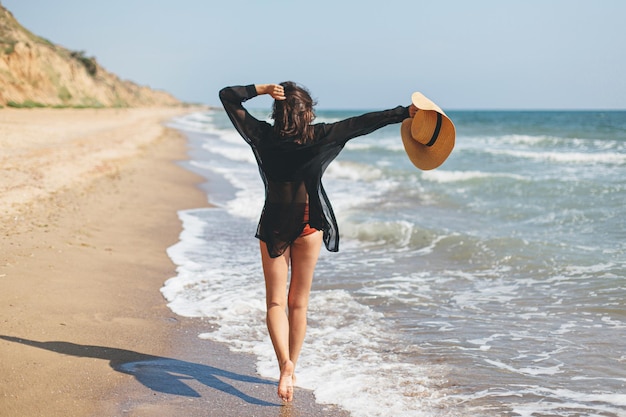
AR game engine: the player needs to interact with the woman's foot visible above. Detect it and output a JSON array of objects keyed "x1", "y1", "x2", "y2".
[{"x1": 278, "y1": 360, "x2": 295, "y2": 402}]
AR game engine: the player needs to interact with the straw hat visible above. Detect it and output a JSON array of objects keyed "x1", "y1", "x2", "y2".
[{"x1": 401, "y1": 92, "x2": 455, "y2": 170}]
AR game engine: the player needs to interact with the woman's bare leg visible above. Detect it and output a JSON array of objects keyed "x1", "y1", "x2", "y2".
[
  {"x1": 260, "y1": 231, "x2": 322, "y2": 402},
  {"x1": 287, "y1": 231, "x2": 322, "y2": 374},
  {"x1": 260, "y1": 242, "x2": 292, "y2": 400}
]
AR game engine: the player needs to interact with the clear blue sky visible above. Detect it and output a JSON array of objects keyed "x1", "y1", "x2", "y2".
[{"x1": 3, "y1": 0, "x2": 625, "y2": 109}]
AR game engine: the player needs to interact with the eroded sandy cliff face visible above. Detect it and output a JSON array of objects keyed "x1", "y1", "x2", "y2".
[{"x1": 0, "y1": 5, "x2": 180, "y2": 107}]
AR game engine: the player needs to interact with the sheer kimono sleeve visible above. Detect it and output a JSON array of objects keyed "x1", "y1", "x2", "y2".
[
  {"x1": 317, "y1": 105, "x2": 410, "y2": 145},
  {"x1": 218, "y1": 85, "x2": 267, "y2": 146}
]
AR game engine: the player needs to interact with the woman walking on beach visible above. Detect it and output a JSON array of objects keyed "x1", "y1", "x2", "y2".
[{"x1": 220, "y1": 82, "x2": 414, "y2": 402}]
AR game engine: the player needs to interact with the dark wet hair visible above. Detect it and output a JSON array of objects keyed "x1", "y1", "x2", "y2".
[{"x1": 271, "y1": 81, "x2": 316, "y2": 144}]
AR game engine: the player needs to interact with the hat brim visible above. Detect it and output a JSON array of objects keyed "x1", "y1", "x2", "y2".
[
  {"x1": 401, "y1": 115, "x2": 455, "y2": 171},
  {"x1": 411, "y1": 91, "x2": 445, "y2": 115}
]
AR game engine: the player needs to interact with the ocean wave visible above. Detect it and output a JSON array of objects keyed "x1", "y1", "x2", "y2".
[
  {"x1": 486, "y1": 148, "x2": 626, "y2": 164},
  {"x1": 509, "y1": 386, "x2": 626, "y2": 416},
  {"x1": 484, "y1": 358, "x2": 563, "y2": 376},
  {"x1": 326, "y1": 160, "x2": 384, "y2": 181},
  {"x1": 421, "y1": 170, "x2": 526, "y2": 183},
  {"x1": 199, "y1": 141, "x2": 256, "y2": 164},
  {"x1": 455, "y1": 385, "x2": 626, "y2": 417},
  {"x1": 460, "y1": 133, "x2": 626, "y2": 149},
  {"x1": 167, "y1": 112, "x2": 218, "y2": 134},
  {"x1": 342, "y1": 219, "x2": 415, "y2": 248}
]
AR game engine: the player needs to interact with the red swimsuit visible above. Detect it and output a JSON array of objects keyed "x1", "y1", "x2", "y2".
[{"x1": 300, "y1": 204, "x2": 318, "y2": 237}]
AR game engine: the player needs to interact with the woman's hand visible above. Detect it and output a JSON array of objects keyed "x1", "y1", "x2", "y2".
[
  {"x1": 256, "y1": 84, "x2": 286, "y2": 101},
  {"x1": 409, "y1": 104, "x2": 418, "y2": 117},
  {"x1": 269, "y1": 84, "x2": 286, "y2": 101}
]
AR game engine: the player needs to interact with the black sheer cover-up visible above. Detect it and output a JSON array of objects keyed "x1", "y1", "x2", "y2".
[{"x1": 219, "y1": 85, "x2": 409, "y2": 258}]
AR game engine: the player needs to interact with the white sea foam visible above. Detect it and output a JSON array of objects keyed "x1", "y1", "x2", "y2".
[
  {"x1": 454, "y1": 385, "x2": 626, "y2": 417},
  {"x1": 487, "y1": 148, "x2": 626, "y2": 164},
  {"x1": 451, "y1": 280, "x2": 520, "y2": 309},
  {"x1": 500, "y1": 134, "x2": 553, "y2": 146},
  {"x1": 326, "y1": 160, "x2": 384, "y2": 182},
  {"x1": 421, "y1": 170, "x2": 526, "y2": 183},
  {"x1": 200, "y1": 141, "x2": 256, "y2": 164},
  {"x1": 510, "y1": 386, "x2": 626, "y2": 416},
  {"x1": 484, "y1": 359, "x2": 563, "y2": 376},
  {"x1": 342, "y1": 219, "x2": 415, "y2": 248},
  {"x1": 167, "y1": 112, "x2": 221, "y2": 135}
]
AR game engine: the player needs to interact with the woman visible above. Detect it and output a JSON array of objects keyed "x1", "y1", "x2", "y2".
[{"x1": 219, "y1": 82, "x2": 415, "y2": 402}]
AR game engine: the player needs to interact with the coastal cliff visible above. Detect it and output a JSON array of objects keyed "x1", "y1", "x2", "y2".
[{"x1": 0, "y1": 4, "x2": 180, "y2": 107}]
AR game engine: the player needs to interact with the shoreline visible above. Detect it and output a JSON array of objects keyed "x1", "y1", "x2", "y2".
[{"x1": 0, "y1": 108, "x2": 348, "y2": 416}]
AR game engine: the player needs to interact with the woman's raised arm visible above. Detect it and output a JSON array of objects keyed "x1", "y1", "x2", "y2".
[{"x1": 255, "y1": 83, "x2": 286, "y2": 101}]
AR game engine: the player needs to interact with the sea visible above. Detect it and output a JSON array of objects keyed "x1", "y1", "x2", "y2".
[{"x1": 161, "y1": 108, "x2": 626, "y2": 417}]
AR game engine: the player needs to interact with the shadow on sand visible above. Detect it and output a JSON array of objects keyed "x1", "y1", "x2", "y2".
[{"x1": 0, "y1": 335, "x2": 277, "y2": 407}]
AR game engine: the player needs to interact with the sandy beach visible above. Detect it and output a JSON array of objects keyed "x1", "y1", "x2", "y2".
[{"x1": 0, "y1": 108, "x2": 349, "y2": 417}]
